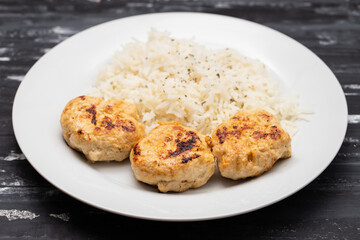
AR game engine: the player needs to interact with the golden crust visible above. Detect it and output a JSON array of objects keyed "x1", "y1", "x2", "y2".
[
  {"x1": 211, "y1": 110, "x2": 291, "y2": 180},
  {"x1": 130, "y1": 121, "x2": 215, "y2": 192},
  {"x1": 60, "y1": 96, "x2": 145, "y2": 162}
]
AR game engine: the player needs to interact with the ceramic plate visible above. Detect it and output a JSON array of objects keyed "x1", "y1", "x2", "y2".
[{"x1": 12, "y1": 12, "x2": 348, "y2": 221}]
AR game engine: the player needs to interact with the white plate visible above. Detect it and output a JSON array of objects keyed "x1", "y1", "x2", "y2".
[{"x1": 12, "y1": 12, "x2": 348, "y2": 221}]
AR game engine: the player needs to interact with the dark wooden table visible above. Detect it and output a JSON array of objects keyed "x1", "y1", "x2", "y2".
[{"x1": 1, "y1": 0, "x2": 359, "y2": 239}]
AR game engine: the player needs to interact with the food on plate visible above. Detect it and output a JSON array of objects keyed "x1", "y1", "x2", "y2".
[
  {"x1": 129, "y1": 121, "x2": 215, "y2": 193},
  {"x1": 58, "y1": 30, "x2": 309, "y2": 193},
  {"x1": 60, "y1": 95, "x2": 145, "y2": 162},
  {"x1": 211, "y1": 110, "x2": 291, "y2": 180},
  {"x1": 91, "y1": 29, "x2": 307, "y2": 136}
]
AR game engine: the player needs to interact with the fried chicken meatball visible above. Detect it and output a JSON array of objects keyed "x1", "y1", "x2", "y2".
[
  {"x1": 211, "y1": 110, "x2": 291, "y2": 180},
  {"x1": 130, "y1": 121, "x2": 215, "y2": 193},
  {"x1": 60, "y1": 96, "x2": 145, "y2": 162}
]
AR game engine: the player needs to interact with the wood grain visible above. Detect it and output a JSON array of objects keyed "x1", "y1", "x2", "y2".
[{"x1": 0, "y1": 0, "x2": 359, "y2": 239}]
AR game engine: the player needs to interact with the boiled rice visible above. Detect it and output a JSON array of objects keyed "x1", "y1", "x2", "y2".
[{"x1": 90, "y1": 29, "x2": 308, "y2": 136}]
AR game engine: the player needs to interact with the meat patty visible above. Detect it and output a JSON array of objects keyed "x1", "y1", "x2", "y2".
[
  {"x1": 129, "y1": 121, "x2": 215, "y2": 193},
  {"x1": 211, "y1": 110, "x2": 291, "y2": 180},
  {"x1": 60, "y1": 96, "x2": 145, "y2": 162}
]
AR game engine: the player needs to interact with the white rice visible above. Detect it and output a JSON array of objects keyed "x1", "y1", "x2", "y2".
[{"x1": 90, "y1": 29, "x2": 308, "y2": 136}]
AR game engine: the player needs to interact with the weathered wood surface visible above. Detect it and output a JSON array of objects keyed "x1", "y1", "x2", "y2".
[{"x1": 0, "y1": 0, "x2": 359, "y2": 239}]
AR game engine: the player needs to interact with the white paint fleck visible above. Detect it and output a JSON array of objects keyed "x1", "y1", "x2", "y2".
[
  {"x1": 0, "y1": 150, "x2": 26, "y2": 161},
  {"x1": 41, "y1": 48, "x2": 51, "y2": 54},
  {"x1": 0, "y1": 209, "x2": 39, "y2": 221},
  {"x1": 0, "y1": 47, "x2": 8, "y2": 55},
  {"x1": 348, "y1": 115, "x2": 360, "y2": 124},
  {"x1": 34, "y1": 37, "x2": 65, "y2": 44},
  {"x1": 0, "y1": 57, "x2": 10, "y2": 61},
  {"x1": 8, "y1": 180, "x2": 23, "y2": 186},
  {"x1": 337, "y1": 152, "x2": 360, "y2": 158},
  {"x1": 50, "y1": 213, "x2": 70, "y2": 222},
  {"x1": 345, "y1": 93, "x2": 360, "y2": 96},
  {"x1": 88, "y1": 0, "x2": 101, "y2": 2},
  {"x1": 0, "y1": 187, "x2": 11, "y2": 194},
  {"x1": 344, "y1": 137, "x2": 360, "y2": 143},
  {"x1": 6, "y1": 75, "x2": 24, "y2": 81},
  {"x1": 315, "y1": 6, "x2": 347, "y2": 15},
  {"x1": 127, "y1": 2, "x2": 153, "y2": 8},
  {"x1": 36, "y1": 27, "x2": 77, "y2": 44},
  {"x1": 52, "y1": 26, "x2": 77, "y2": 35},
  {"x1": 214, "y1": 2, "x2": 231, "y2": 8},
  {"x1": 316, "y1": 32, "x2": 337, "y2": 46},
  {"x1": 343, "y1": 84, "x2": 360, "y2": 90},
  {"x1": 0, "y1": 170, "x2": 5, "y2": 173},
  {"x1": 0, "y1": 178, "x2": 25, "y2": 187}
]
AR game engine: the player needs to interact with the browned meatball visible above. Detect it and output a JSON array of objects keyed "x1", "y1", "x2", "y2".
[
  {"x1": 60, "y1": 96, "x2": 145, "y2": 162},
  {"x1": 212, "y1": 110, "x2": 291, "y2": 180},
  {"x1": 130, "y1": 121, "x2": 215, "y2": 192}
]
